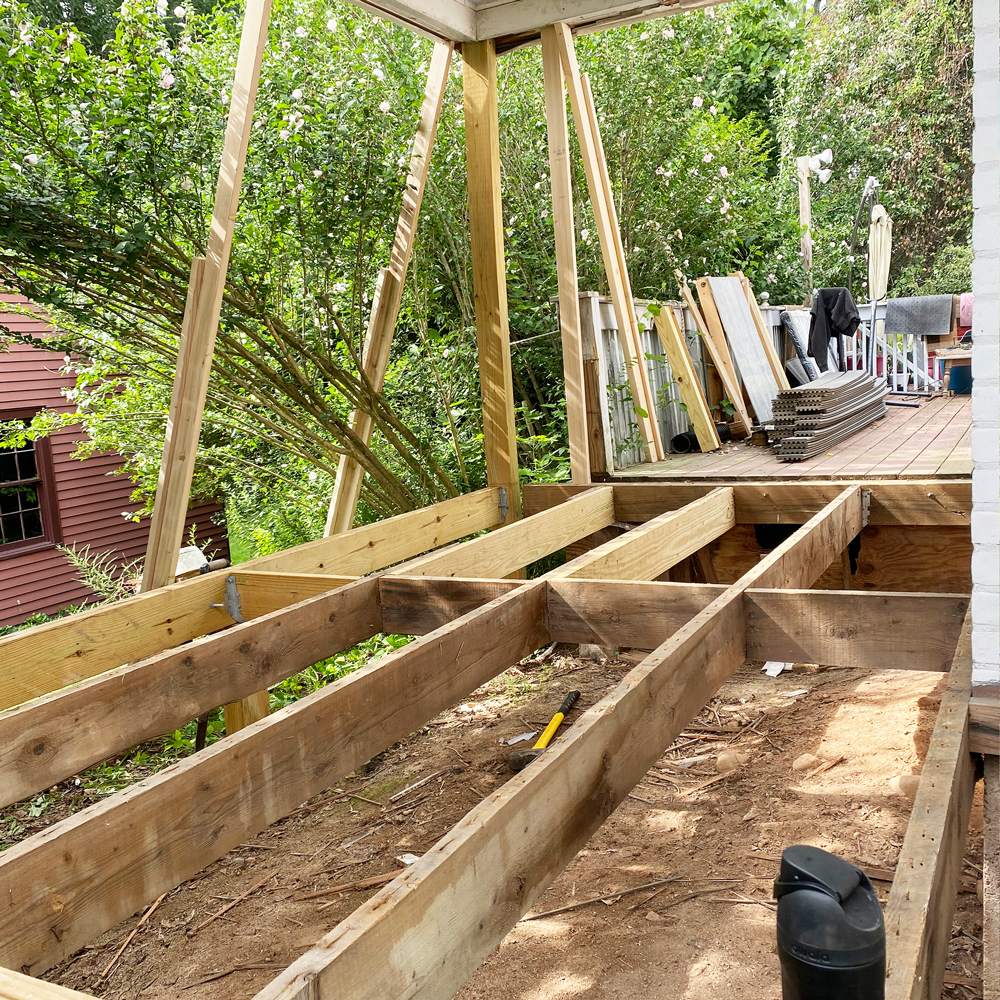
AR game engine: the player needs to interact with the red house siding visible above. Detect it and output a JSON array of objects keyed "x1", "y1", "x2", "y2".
[{"x1": 1, "y1": 295, "x2": 228, "y2": 627}]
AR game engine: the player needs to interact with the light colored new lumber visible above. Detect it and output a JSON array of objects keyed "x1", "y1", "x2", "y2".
[
  {"x1": 547, "y1": 487, "x2": 735, "y2": 581},
  {"x1": 252, "y1": 485, "x2": 857, "y2": 1000},
  {"x1": 142, "y1": 0, "x2": 272, "y2": 591},
  {"x1": 0, "y1": 490, "x2": 500, "y2": 713},
  {"x1": 521, "y1": 479, "x2": 972, "y2": 527},
  {"x1": 387, "y1": 487, "x2": 614, "y2": 578},
  {"x1": 554, "y1": 22, "x2": 661, "y2": 462},
  {"x1": 885, "y1": 611, "x2": 976, "y2": 1000},
  {"x1": 653, "y1": 308, "x2": 721, "y2": 452},
  {"x1": 541, "y1": 25, "x2": 589, "y2": 484},
  {"x1": 0, "y1": 579, "x2": 382, "y2": 809},
  {"x1": 325, "y1": 42, "x2": 454, "y2": 536},
  {"x1": 463, "y1": 40, "x2": 522, "y2": 522},
  {"x1": 689, "y1": 274, "x2": 753, "y2": 434},
  {"x1": 0, "y1": 966, "x2": 91, "y2": 1000},
  {"x1": 0, "y1": 584, "x2": 548, "y2": 976},
  {"x1": 735, "y1": 271, "x2": 789, "y2": 390},
  {"x1": 245, "y1": 487, "x2": 505, "y2": 574}
]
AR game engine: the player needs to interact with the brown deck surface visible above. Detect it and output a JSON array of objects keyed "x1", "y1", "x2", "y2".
[{"x1": 616, "y1": 394, "x2": 972, "y2": 480}]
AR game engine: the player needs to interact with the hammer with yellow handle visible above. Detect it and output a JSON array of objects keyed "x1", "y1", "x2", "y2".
[{"x1": 508, "y1": 690, "x2": 581, "y2": 772}]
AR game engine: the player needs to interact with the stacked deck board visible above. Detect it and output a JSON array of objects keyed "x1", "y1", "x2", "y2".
[{"x1": 772, "y1": 371, "x2": 888, "y2": 461}]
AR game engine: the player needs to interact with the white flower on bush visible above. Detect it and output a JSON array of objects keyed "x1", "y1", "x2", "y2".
[
  {"x1": 379, "y1": 100, "x2": 391, "y2": 113},
  {"x1": 655, "y1": 165, "x2": 665, "y2": 176},
  {"x1": 719, "y1": 165, "x2": 729, "y2": 178},
  {"x1": 702, "y1": 152, "x2": 713, "y2": 163},
  {"x1": 663, "y1": 27, "x2": 674, "y2": 38},
  {"x1": 709, "y1": 105, "x2": 718, "y2": 115},
  {"x1": 692, "y1": 96, "x2": 703, "y2": 108},
  {"x1": 178, "y1": 42, "x2": 190, "y2": 54},
  {"x1": 767, "y1": 273, "x2": 778, "y2": 284},
  {"x1": 725, "y1": 24, "x2": 732, "y2": 34},
  {"x1": 332, "y1": 281, "x2": 348, "y2": 293},
  {"x1": 24, "y1": 153, "x2": 38, "y2": 166},
  {"x1": 313, "y1": 168, "x2": 323, "y2": 178},
  {"x1": 295, "y1": 182, "x2": 305, "y2": 193},
  {"x1": 173, "y1": 5, "x2": 185, "y2": 15},
  {"x1": 581, "y1": 228, "x2": 591, "y2": 242},
  {"x1": 541, "y1": 208, "x2": 549, "y2": 219},
  {"x1": 292, "y1": 88, "x2": 303, "y2": 100},
  {"x1": 156, "y1": 0, "x2": 167, "y2": 12},
  {"x1": 180, "y1": 177, "x2": 192, "y2": 190},
  {"x1": 326, "y1": 18, "x2": 337, "y2": 29},
  {"x1": 372, "y1": 67, "x2": 384, "y2": 81},
  {"x1": 281, "y1": 40, "x2": 290, "y2": 50},
  {"x1": 160, "y1": 71, "x2": 175, "y2": 89},
  {"x1": 295, "y1": 25, "x2": 307, "y2": 37},
  {"x1": 720, "y1": 199, "x2": 731, "y2": 214},
  {"x1": 279, "y1": 128, "x2": 290, "y2": 139}
]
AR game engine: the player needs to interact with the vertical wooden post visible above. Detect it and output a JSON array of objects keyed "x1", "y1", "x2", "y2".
[
  {"x1": 463, "y1": 40, "x2": 522, "y2": 522},
  {"x1": 796, "y1": 155, "x2": 813, "y2": 284},
  {"x1": 541, "y1": 26, "x2": 589, "y2": 484},
  {"x1": 325, "y1": 42, "x2": 454, "y2": 535},
  {"x1": 142, "y1": 0, "x2": 272, "y2": 593},
  {"x1": 553, "y1": 22, "x2": 663, "y2": 463}
]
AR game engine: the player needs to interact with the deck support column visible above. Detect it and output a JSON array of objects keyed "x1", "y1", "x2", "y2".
[{"x1": 463, "y1": 40, "x2": 522, "y2": 524}]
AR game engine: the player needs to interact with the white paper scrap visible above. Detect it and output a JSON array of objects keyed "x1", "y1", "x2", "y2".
[{"x1": 762, "y1": 661, "x2": 793, "y2": 677}]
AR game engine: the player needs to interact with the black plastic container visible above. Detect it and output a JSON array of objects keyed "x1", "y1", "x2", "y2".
[{"x1": 774, "y1": 845, "x2": 885, "y2": 1000}]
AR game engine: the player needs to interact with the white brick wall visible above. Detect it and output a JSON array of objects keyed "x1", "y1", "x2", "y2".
[{"x1": 972, "y1": 0, "x2": 999, "y2": 690}]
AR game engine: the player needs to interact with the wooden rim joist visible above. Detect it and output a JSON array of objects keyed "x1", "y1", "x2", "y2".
[{"x1": 0, "y1": 479, "x2": 989, "y2": 1000}]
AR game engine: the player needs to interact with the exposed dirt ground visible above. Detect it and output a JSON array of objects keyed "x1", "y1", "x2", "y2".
[{"x1": 43, "y1": 652, "x2": 987, "y2": 1000}]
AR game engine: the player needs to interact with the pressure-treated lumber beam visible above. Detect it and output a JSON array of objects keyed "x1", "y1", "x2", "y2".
[
  {"x1": 969, "y1": 695, "x2": 999, "y2": 755},
  {"x1": 463, "y1": 40, "x2": 522, "y2": 521},
  {"x1": 541, "y1": 26, "x2": 589, "y2": 484},
  {"x1": 546, "y1": 487, "x2": 735, "y2": 580},
  {"x1": 554, "y1": 22, "x2": 662, "y2": 462},
  {"x1": 325, "y1": 42, "x2": 454, "y2": 536},
  {"x1": 388, "y1": 487, "x2": 614, "y2": 578},
  {"x1": 884, "y1": 611, "x2": 976, "y2": 1000},
  {"x1": 652, "y1": 308, "x2": 721, "y2": 452},
  {"x1": 0, "y1": 966, "x2": 89, "y2": 1000},
  {"x1": 0, "y1": 579, "x2": 381, "y2": 809},
  {"x1": 521, "y1": 479, "x2": 972, "y2": 527},
  {"x1": 0, "y1": 489, "x2": 502, "y2": 712},
  {"x1": 0, "y1": 585, "x2": 548, "y2": 976},
  {"x1": 252, "y1": 488, "x2": 861, "y2": 1000},
  {"x1": 142, "y1": 0, "x2": 271, "y2": 591},
  {"x1": 736, "y1": 271, "x2": 789, "y2": 391},
  {"x1": 985, "y1": 757, "x2": 999, "y2": 1000}
]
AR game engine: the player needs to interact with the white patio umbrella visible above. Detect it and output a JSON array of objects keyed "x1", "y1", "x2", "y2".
[{"x1": 868, "y1": 203, "x2": 893, "y2": 303}]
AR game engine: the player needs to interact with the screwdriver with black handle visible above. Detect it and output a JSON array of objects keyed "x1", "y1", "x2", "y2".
[{"x1": 508, "y1": 690, "x2": 581, "y2": 771}]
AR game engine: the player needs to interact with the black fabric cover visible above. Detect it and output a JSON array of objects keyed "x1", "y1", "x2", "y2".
[{"x1": 809, "y1": 287, "x2": 860, "y2": 372}]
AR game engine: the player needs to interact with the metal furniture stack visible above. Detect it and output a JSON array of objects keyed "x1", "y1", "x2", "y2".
[{"x1": 772, "y1": 371, "x2": 888, "y2": 461}]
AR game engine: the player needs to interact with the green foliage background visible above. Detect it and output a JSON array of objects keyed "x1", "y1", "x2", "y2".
[{"x1": 0, "y1": 0, "x2": 974, "y2": 563}]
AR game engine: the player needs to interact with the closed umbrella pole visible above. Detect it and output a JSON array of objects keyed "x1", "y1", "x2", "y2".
[{"x1": 867, "y1": 203, "x2": 892, "y2": 373}]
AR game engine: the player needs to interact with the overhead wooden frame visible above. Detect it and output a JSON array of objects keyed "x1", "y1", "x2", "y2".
[{"x1": 0, "y1": 480, "x2": 979, "y2": 1000}]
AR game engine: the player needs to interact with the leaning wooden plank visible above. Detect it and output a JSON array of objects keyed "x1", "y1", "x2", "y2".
[
  {"x1": 463, "y1": 40, "x2": 522, "y2": 521},
  {"x1": 521, "y1": 479, "x2": 973, "y2": 527},
  {"x1": 884, "y1": 611, "x2": 976, "y2": 1000},
  {"x1": 688, "y1": 273, "x2": 753, "y2": 434},
  {"x1": 0, "y1": 578, "x2": 382, "y2": 809},
  {"x1": 547, "y1": 487, "x2": 735, "y2": 580},
  {"x1": 252, "y1": 488, "x2": 858, "y2": 1000},
  {"x1": 243, "y1": 486, "x2": 505, "y2": 574},
  {"x1": 387, "y1": 487, "x2": 614, "y2": 578},
  {"x1": 652, "y1": 309, "x2": 721, "y2": 452},
  {"x1": 706, "y1": 275, "x2": 780, "y2": 424},
  {"x1": 735, "y1": 271, "x2": 790, "y2": 391},
  {"x1": 554, "y1": 22, "x2": 661, "y2": 462},
  {"x1": 0, "y1": 489, "x2": 501, "y2": 712},
  {"x1": 142, "y1": 0, "x2": 272, "y2": 591},
  {"x1": 0, "y1": 967, "x2": 91, "y2": 1000},
  {"x1": 0, "y1": 584, "x2": 548, "y2": 975},
  {"x1": 541, "y1": 25, "x2": 589, "y2": 484},
  {"x1": 325, "y1": 42, "x2": 454, "y2": 536}
]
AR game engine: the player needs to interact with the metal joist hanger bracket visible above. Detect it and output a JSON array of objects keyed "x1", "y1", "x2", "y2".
[
  {"x1": 209, "y1": 575, "x2": 246, "y2": 623},
  {"x1": 861, "y1": 489, "x2": 871, "y2": 527}
]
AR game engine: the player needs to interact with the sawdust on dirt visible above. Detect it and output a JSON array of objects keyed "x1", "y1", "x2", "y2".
[{"x1": 42, "y1": 651, "x2": 986, "y2": 1000}]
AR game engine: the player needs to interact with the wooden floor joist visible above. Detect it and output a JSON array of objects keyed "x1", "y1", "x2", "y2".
[
  {"x1": 252, "y1": 488, "x2": 863, "y2": 1000},
  {"x1": 884, "y1": 611, "x2": 976, "y2": 1000}
]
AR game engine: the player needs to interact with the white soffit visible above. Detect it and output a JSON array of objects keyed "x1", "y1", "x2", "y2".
[{"x1": 354, "y1": 0, "x2": 731, "y2": 44}]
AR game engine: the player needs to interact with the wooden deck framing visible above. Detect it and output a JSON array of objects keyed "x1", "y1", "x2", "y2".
[{"x1": 0, "y1": 481, "x2": 984, "y2": 1000}]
